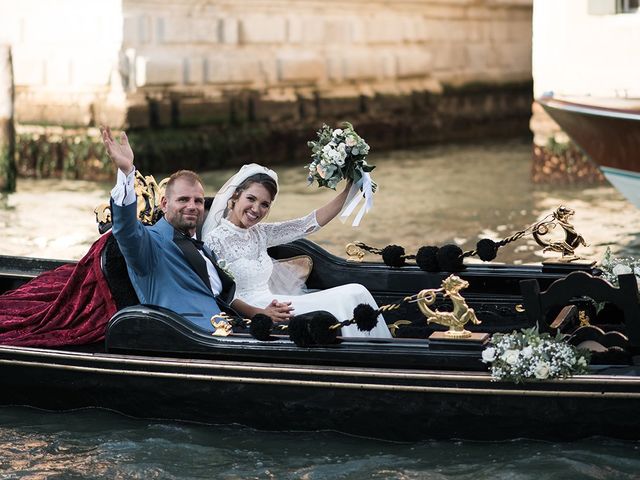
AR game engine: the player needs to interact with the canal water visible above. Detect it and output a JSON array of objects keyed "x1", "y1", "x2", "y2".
[{"x1": 1, "y1": 139, "x2": 640, "y2": 478}]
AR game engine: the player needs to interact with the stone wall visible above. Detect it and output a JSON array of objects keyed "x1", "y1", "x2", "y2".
[{"x1": 0, "y1": 0, "x2": 534, "y2": 177}]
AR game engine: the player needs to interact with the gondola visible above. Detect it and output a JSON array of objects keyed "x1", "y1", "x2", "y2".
[{"x1": 1, "y1": 222, "x2": 639, "y2": 441}]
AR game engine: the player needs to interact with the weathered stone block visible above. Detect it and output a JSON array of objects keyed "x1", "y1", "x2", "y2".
[
  {"x1": 432, "y1": 44, "x2": 467, "y2": 70},
  {"x1": 184, "y1": 57, "x2": 205, "y2": 84},
  {"x1": 277, "y1": 54, "x2": 325, "y2": 82},
  {"x1": 402, "y1": 17, "x2": 430, "y2": 43},
  {"x1": 158, "y1": 16, "x2": 218, "y2": 44},
  {"x1": 369, "y1": 92, "x2": 414, "y2": 116},
  {"x1": 206, "y1": 56, "x2": 261, "y2": 84},
  {"x1": 135, "y1": 56, "x2": 182, "y2": 86},
  {"x1": 251, "y1": 95, "x2": 299, "y2": 123},
  {"x1": 287, "y1": 16, "x2": 325, "y2": 44},
  {"x1": 396, "y1": 51, "x2": 432, "y2": 78},
  {"x1": 178, "y1": 97, "x2": 230, "y2": 126},
  {"x1": 123, "y1": 15, "x2": 152, "y2": 45},
  {"x1": 16, "y1": 99, "x2": 91, "y2": 127},
  {"x1": 239, "y1": 15, "x2": 286, "y2": 44},
  {"x1": 219, "y1": 17, "x2": 239, "y2": 44},
  {"x1": 342, "y1": 53, "x2": 379, "y2": 81},
  {"x1": 324, "y1": 19, "x2": 353, "y2": 44},
  {"x1": 148, "y1": 99, "x2": 172, "y2": 127},
  {"x1": 124, "y1": 101, "x2": 150, "y2": 129},
  {"x1": 316, "y1": 92, "x2": 362, "y2": 118},
  {"x1": 364, "y1": 16, "x2": 404, "y2": 44}
]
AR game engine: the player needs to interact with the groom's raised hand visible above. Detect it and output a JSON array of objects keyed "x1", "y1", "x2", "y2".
[{"x1": 101, "y1": 126, "x2": 134, "y2": 175}]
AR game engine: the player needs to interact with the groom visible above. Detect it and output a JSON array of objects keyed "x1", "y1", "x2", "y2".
[{"x1": 102, "y1": 127, "x2": 236, "y2": 332}]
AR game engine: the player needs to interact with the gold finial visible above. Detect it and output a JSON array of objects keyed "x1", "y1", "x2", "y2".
[
  {"x1": 531, "y1": 206, "x2": 587, "y2": 261},
  {"x1": 416, "y1": 274, "x2": 481, "y2": 338},
  {"x1": 211, "y1": 313, "x2": 233, "y2": 336},
  {"x1": 345, "y1": 242, "x2": 366, "y2": 262}
]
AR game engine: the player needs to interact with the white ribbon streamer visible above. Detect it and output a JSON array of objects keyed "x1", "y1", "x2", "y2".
[{"x1": 339, "y1": 172, "x2": 374, "y2": 227}]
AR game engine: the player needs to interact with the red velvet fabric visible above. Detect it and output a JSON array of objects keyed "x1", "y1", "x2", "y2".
[{"x1": 0, "y1": 233, "x2": 117, "y2": 346}]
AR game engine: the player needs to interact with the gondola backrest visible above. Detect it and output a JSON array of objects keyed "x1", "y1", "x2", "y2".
[
  {"x1": 100, "y1": 234, "x2": 140, "y2": 310},
  {"x1": 520, "y1": 271, "x2": 640, "y2": 346}
]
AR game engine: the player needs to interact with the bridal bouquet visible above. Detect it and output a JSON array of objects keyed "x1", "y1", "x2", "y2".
[
  {"x1": 306, "y1": 122, "x2": 376, "y2": 226},
  {"x1": 481, "y1": 327, "x2": 590, "y2": 384}
]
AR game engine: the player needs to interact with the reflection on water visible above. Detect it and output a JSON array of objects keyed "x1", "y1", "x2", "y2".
[
  {"x1": 1, "y1": 406, "x2": 639, "y2": 479},
  {"x1": 2, "y1": 139, "x2": 640, "y2": 264}
]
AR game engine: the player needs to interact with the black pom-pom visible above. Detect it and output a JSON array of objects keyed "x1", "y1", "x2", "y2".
[
  {"x1": 288, "y1": 316, "x2": 313, "y2": 347},
  {"x1": 437, "y1": 244, "x2": 464, "y2": 271},
  {"x1": 308, "y1": 311, "x2": 340, "y2": 345},
  {"x1": 476, "y1": 238, "x2": 498, "y2": 262},
  {"x1": 353, "y1": 303, "x2": 379, "y2": 332},
  {"x1": 415, "y1": 246, "x2": 440, "y2": 272},
  {"x1": 249, "y1": 313, "x2": 273, "y2": 341},
  {"x1": 381, "y1": 245, "x2": 406, "y2": 267}
]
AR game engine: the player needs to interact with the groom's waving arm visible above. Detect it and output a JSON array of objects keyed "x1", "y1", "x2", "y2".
[{"x1": 102, "y1": 126, "x2": 157, "y2": 276}]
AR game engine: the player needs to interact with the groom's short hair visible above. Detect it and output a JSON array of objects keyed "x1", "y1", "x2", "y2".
[{"x1": 165, "y1": 170, "x2": 203, "y2": 197}]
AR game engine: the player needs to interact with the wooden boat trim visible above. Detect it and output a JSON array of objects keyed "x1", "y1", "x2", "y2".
[
  {"x1": 1, "y1": 357, "x2": 638, "y2": 399},
  {"x1": 1, "y1": 345, "x2": 638, "y2": 387}
]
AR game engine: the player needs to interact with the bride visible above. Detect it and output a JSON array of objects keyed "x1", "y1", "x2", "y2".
[{"x1": 201, "y1": 164, "x2": 391, "y2": 338}]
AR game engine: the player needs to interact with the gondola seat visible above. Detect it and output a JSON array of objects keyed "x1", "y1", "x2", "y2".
[{"x1": 520, "y1": 270, "x2": 640, "y2": 356}]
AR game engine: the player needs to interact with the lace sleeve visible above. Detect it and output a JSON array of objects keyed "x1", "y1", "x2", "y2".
[{"x1": 262, "y1": 211, "x2": 320, "y2": 248}]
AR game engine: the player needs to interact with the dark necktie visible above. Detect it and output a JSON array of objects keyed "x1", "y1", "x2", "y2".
[
  {"x1": 174, "y1": 231, "x2": 212, "y2": 290},
  {"x1": 189, "y1": 237, "x2": 205, "y2": 251}
]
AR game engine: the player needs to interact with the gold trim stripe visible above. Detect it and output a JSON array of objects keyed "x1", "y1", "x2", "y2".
[
  {"x1": 0, "y1": 358, "x2": 639, "y2": 399},
  {"x1": 0, "y1": 345, "x2": 638, "y2": 386}
]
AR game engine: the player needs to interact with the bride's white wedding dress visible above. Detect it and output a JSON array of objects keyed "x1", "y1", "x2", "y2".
[{"x1": 203, "y1": 212, "x2": 391, "y2": 338}]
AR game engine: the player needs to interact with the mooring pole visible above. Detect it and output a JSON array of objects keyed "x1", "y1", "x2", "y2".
[{"x1": 0, "y1": 44, "x2": 16, "y2": 193}]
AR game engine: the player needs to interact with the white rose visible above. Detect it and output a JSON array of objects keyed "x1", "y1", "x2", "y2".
[
  {"x1": 522, "y1": 346, "x2": 533, "y2": 358},
  {"x1": 332, "y1": 128, "x2": 343, "y2": 137},
  {"x1": 345, "y1": 135, "x2": 357, "y2": 147},
  {"x1": 613, "y1": 264, "x2": 632, "y2": 276},
  {"x1": 534, "y1": 361, "x2": 550, "y2": 379},
  {"x1": 481, "y1": 347, "x2": 496, "y2": 363},
  {"x1": 502, "y1": 349, "x2": 519, "y2": 365}
]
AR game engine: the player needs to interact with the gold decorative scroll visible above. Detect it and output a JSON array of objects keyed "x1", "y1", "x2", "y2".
[{"x1": 94, "y1": 171, "x2": 169, "y2": 229}]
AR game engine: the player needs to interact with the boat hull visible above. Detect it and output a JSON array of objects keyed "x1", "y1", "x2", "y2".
[
  {"x1": 0, "y1": 344, "x2": 638, "y2": 441},
  {"x1": 538, "y1": 96, "x2": 640, "y2": 208}
]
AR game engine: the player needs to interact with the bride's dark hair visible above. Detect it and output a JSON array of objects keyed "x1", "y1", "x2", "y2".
[{"x1": 232, "y1": 173, "x2": 278, "y2": 202}]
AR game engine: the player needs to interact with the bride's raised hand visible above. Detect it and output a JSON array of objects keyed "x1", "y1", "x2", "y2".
[{"x1": 101, "y1": 126, "x2": 134, "y2": 175}]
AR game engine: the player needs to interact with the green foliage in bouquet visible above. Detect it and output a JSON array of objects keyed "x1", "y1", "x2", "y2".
[
  {"x1": 306, "y1": 122, "x2": 376, "y2": 190},
  {"x1": 481, "y1": 327, "x2": 590, "y2": 384}
]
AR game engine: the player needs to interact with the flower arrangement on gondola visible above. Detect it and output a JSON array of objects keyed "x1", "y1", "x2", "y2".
[
  {"x1": 306, "y1": 122, "x2": 376, "y2": 226},
  {"x1": 599, "y1": 247, "x2": 640, "y2": 288},
  {"x1": 481, "y1": 327, "x2": 590, "y2": 383}
]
